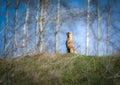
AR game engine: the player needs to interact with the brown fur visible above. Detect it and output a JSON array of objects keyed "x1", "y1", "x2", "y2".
[{"x1": 66, "y1": 32, "x2": 75, "y2": 53}]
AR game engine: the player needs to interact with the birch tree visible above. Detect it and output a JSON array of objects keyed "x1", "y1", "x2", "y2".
[
  {"x1": 23, "y1": 0, "x2": 30, "y2": 55},
  {"x1": 36, "y1": 0, "x2": 40, "y2": 53},
  {"x1": 4, "y1": 0, "x2": 9, "y2": 58},
  {"x1": 85, "y1": 0, "x2": 90, "y2": 56},
  {"x1": 38, "y1": 0, "x2": 48, "y2": 53},
  {"x1": 39, "y1": 0, "x2": 44, "y2": 53},
  {"x1": 97, "y1": 0, "x2": 100, "y2": 56},
  {"x1": 12, "y1": 0, "x2": 19, "y2": 57},
  {"x1": 55, "y1": 0, "x2": 60, "y2": 53},
  {"x1": 106, "y1": 0, "x2": 111, "y2": 56}
]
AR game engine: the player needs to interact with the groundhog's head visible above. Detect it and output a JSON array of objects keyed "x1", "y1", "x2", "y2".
[{"x1": 66, "y1": 32, "x2": 72, "y2": 38}]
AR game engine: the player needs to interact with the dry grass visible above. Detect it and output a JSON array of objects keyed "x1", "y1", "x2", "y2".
[{"x1": 0, "y1": 53, "x2": 120, "y2": 85}]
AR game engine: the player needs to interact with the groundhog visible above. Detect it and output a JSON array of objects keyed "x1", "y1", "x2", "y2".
[{"x1": 66, "y1": 32, "x2": 75, "y2": 53}]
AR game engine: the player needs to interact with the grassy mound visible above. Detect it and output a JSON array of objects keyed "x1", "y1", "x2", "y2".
[{"x1": 0, "y1": 53, "x2": 120, "y2": 85}]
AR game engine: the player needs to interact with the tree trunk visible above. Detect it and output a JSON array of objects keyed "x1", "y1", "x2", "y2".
[
  {"x1": 106, "y1": 0, "x2": 111, "y2": 56},
  {"x1": 39, "y1": 0, "x2": 48, "y2": 53},
  {"x1": 4, "y1": 0, "x2": 8, "y2": 59},
  {"x1": 97, "y1": 0, "x2": 100, "y2": 56},
  {"x1": 39, "y1": 0, "x2": 44, "y2": 53},
  {"x1": 55, "y1": 0, "x2": 60, "y2": 53},
  {"x1": 12, "y1": 0, "x2": 19, "y2": 57},
  {"x1": 36, "y1": 0, "x2": 40, "y2": 53},
  {"x1": 85, "y1": 0, "x2": 90, "y2": 56},
  {"x1": 23, "y1": 0, "x2": 30, "y2": 55}
]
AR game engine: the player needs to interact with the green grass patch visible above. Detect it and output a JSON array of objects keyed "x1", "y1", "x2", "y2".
[{"x1": 0, "y1": 54, "x2": 120, "y2": 85}]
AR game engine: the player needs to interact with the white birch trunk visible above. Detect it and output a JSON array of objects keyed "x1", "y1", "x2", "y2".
[
  {"x1": 39, "y1": 0, "x2": 44, "y2": 53},
  {"x1": 4, "y1": 0, "x2": 8, "y2": 58},
  {"x1": 12, "y1": 0, "x2": 19, "y2": 57},
  {"x1": 36, "y1": 0, "x2": 40, "y2": 53},
  {"x1": 85, "y1": 0, "x2": 90, "y2": 56},
  {"x1": 55, "y1": 0, "x2": 60, "y2": 53},
  {"x1": 106, "y1": 0, "x2": 111, "y2": 56},
  {"x1": 23, "y1": 0, "x2": 29, "y2": 55},
  {"x1": 39, "y1": 0, "x2": 48, "y2": 53},
  {"x1": 97, "y1": 0, "x2": 100, "y2": 56}
]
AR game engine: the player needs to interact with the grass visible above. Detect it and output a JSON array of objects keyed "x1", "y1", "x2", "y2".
[{"x1": 0, "y1": 53, "x2": 120, "y2": 85}]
